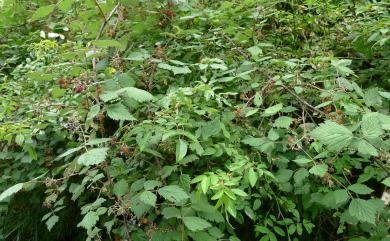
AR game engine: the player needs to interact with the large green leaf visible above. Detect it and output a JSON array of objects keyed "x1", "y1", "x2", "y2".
[
  {"x1": 158, "y1": 63, "x2": 191, "y2": 75},
  {"x1": 107, "y1": 103, "x2": 136, "y2": 121},
  {"x1": 176, "y1": 139, "x2": 188, "y2": 162},
  {"x1": 77, "y1": 148, "x2": 109, "y2": 166},
  {"x1": 77, "y1": 211, "x2": 99, "y2": 230},
  {"x1": 0, "y1": 183, "x2": 24, "y2": 202},
  {"x1": 158, "y1": 185, "x2": 189, "y2": 203},
  {"x1": 311, "y1": 121, "x2": 353, "y2": 151},
  {"x1": 183, "y1": 216, "x2": 211, "y2": 231},
  {"x1": 120, "y1": 87, "x2": 154, "y2": 102},
  {"x1": 348, "y1": 183, "x2": 374, "y2": 195},
  {"x1": 348, "y1": 199, "x2": 377, "y2": 224},
  {"x1": 31, "y1": 5, "x2": 55, "y2": 21},
  {"x1": 139, "y1": 191, "x2": 157, "y2": 207},
  {"x1": 262, "y1": 104, "x2": 283, "y2": 117},
  {"x1": 361, "y1": 113, "x2": 384, "y2": 139}
]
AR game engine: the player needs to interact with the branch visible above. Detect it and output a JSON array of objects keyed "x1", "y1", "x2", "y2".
[
  {"x1": 279, "y1": 83, "x2": 327, "y2": 116},
  {"x1": 96, "y1": 3, "x2": 120, "y2": 40},
  {"x1": 94, "y1": 0, "x2": 107, "y2": 22}
]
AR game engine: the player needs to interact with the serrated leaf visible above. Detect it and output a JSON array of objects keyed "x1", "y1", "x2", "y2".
[
  {"x1": 348, "y1": 199, "x2": 377, "y2": 224},
  {"x1": 292, "y1": 158, "x2": 312, "y2": 165},
  {"x1": 158, "y1": 63, "x2": 191, "y2": 75},
  {"x1": 309, "y1": 164, "x2": 328, "y2": 177},
  {"x1": 107, "y1": 103, "x2": 136, "y2": 121},
  {"x1": 86, "y1": 105, "x2": 100, "y2": 121},
  {"x1": 121, "y1": 87, "x2": 153, "y2": 102},
  {"x1": 382, "y1": 177, "x2": 390, "y2": 187},
  {"x1": 311, "y1": 121, "x2": 353, "y2": 151},
  {"x1": 254, "y1": 92, "x2": 263, "y2": 107},
  {"x1": 262, "y1": 103, "x2": 283, "y2": 117},
  {"x1": 113, "y1": 179, "x2": 129, "y2": 197},
  {"x1": 58, "y1": 0, "x2": 73, "y2": 12},
  {"x1": 46, "y1": 215, "x2": 59, "y2": 231},
  {"x1": 31, "y1": 5, "x2": 55, "y2": 21},
  {"x1": 241, "y1": 137, "x2": 265, "y2": 147},
  {"x1": 245, "y1": 108, "x2": 258, "y2": 117},
  {"x1": 162, "y1": 207, "x2": 181, "y2": 219},
  {"x1": 139, "y1": 191, "x2": 157, "y2": 207},
  {"x1": 77, "y1": 148, "x2": 108, "y2": 166},
  {"x1": 176, "y1": 139, "x2": 188, "y2": 162},
  {"x1": 77, "y1": 211, "x2": 99, "y2": 230},
  {"x1": 273, "y1": 116, "x2": 293, "y2": 129},
  {"x1": 357, "y1": 140, "x2": 378, "y2": 157},
  {"x1": 100, "y1": 91, "x2": 119, "y2": 102},
  {"x1": 333, "y1": 189, "x2": 350, "y2": 205},
  {"x1": 379, "y1": 91, "x2": 390, "y2": 99},
  {"x1": 183, "y1": 216, "x2": 211, "y2": 231},
  {"x1": 91, "y1": 40, "x2": 122, "y2": 48},
  {"x1": 361, "y1": 114, "x2": 383, "y2": 139},
  {"x1": 0, "y1": 183, "x2": 24, "y2": 202},
  {"x1": 143, "y1": 180, "x2": 162, "y2": 190},
  {"x1": 158, "y1": 185, "x2": 189, "y2": 203},
  {"x1": 231, "y1": 188, "x2": 247, "y2": 197},
  {"x1": 348, "y1": 183, "x2": 374, "y2": 195},
  {"x1": 248, "y1": 168, "x2": 258, "y2": 187}
]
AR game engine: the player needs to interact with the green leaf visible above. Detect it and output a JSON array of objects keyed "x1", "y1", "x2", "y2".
[
  {"x1": 86, "y1": 105, "x2": 100, "y2": 121},
  {"x1": 333, "y1": 189, "x2": 350, "y2": 205},
  {"x1": 311, "y1": 121, "x2": 353, "y2": 151},
  {"x1": 100, "y1": 91, "x2": 119, "y2": 102},
  {"x1": 162, "y1": 207, "x2": 181, "y2": 219},
  {"x1": 241, "y1": 137, "x2": 265, "y2": 147},
  {"x1": 77, "y1": 148, "x2": 109, "y2": 166},
  {"x1": 262, "y1": 103, "x2": 283, "y2": 117},
  {"x1": 357, "y1": 140, "x2": 378, "y2": 157},
  {"x1": 292, "y1": 158, "x2": 312, "y2": 165},
  {"x1": 248, "y1": 168, "x2": 258, "y2": 187},
  {"x1": 183, "y1": 216, "x2": 212, "y2": 231},
  {"x1": 331, "y1": 59, "x2": 354, "y2": 76},
  {"x1": 379, "y1": 91, "x2": 390, "y2": 99},
  {"x1": 0, "y1": 183, "x2": 24, "y2": 202},
  {"x1": 139, "y1": 191, "x2": 157, "y2": 207},
  {"x1": 31, "y1": 5, "x2": 55, "y2": 21},
  {"x1": 45, "y1": 215, "x2": 59, "y2": 231},
  {"x1": 254, "y1": 92, "x2": 263, "y2": 107},
  {"x1": 158, "y1": 63, "x2": 191, "y2": 75},
  {"x1": 58, "y1": 0, "x2": 74, "y2": 12},
  {"x1": 176, "y1": 139, "x2": 188, "y2": 162},
  {"x1": 120, "y1": 87, "x2": 153, "y2": 102},
  {"x1": 77, "y1": 211, "x2": 99, "y2": 230},
  {"x1": 158, "y1": 185, "x2": 189, "y2": 203},
  {"x1": 231, "y1": 188, "x2": 247, "y2": 197},
  {"x1": 273, "y1": 116, "x2": 293, "y2": 129},
  {"x1": 113, "y1": 179, "x2": 129, "y2": 197},
  {"x1": 107, "y1": 103, "x2": 136, "y2": 121},
  {"x1": 245, "y1": 108, "x2": 258, "y2": 117},
  {"x1": 143, "y1": 180, "x2": 162, "y2": 190},
  {"x1": 382, "y1": 177, "x2": 390, "y2": 187},
  {"x1": 361, "y1": 114, "x2": 384, "y2": 139},
  {"x1": 247, "y1": 45, "x2": 262, "y2": 57},
  {"x1": 348, "y1": 183, "x2": 374, "y2": 195},
  {"x1": 309, "y1": 164, "x2": 328, "y2": 177},
  {"x1": 91, "y1": 40, "x2": 123, "y2": 48},
  {"x1": 348, "y1": 199, "x2": 377, "y2": 224}
]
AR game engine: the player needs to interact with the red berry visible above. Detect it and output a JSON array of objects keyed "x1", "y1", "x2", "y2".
[{"x1": 75, "y1": 84, "x2": 84, "y2": 93}]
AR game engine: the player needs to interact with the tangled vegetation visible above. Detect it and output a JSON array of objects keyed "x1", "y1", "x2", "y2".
[{"x1": 1, "y1": 0, "x2": 390, "y2": 240}]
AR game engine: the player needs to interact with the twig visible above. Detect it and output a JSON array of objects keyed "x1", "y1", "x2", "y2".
[
  {"x1": 279, "y1": 83, "x2": 327, "y2": 116},
  {"x1": 94, "y1": 0, "x2": 107, "y2": 22},
  {"x1": 96, "y1": 3, "x2": 120, "y2": 40}
]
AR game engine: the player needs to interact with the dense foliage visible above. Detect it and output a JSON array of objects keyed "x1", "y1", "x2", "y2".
[{"x1": 1, "y1": 0, "x2": 390, "y2": 240}]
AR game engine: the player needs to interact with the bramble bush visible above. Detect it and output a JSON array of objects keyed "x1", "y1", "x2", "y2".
[{"x1": 0, "y1": 0, "x2": 390, "y2": 241}]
